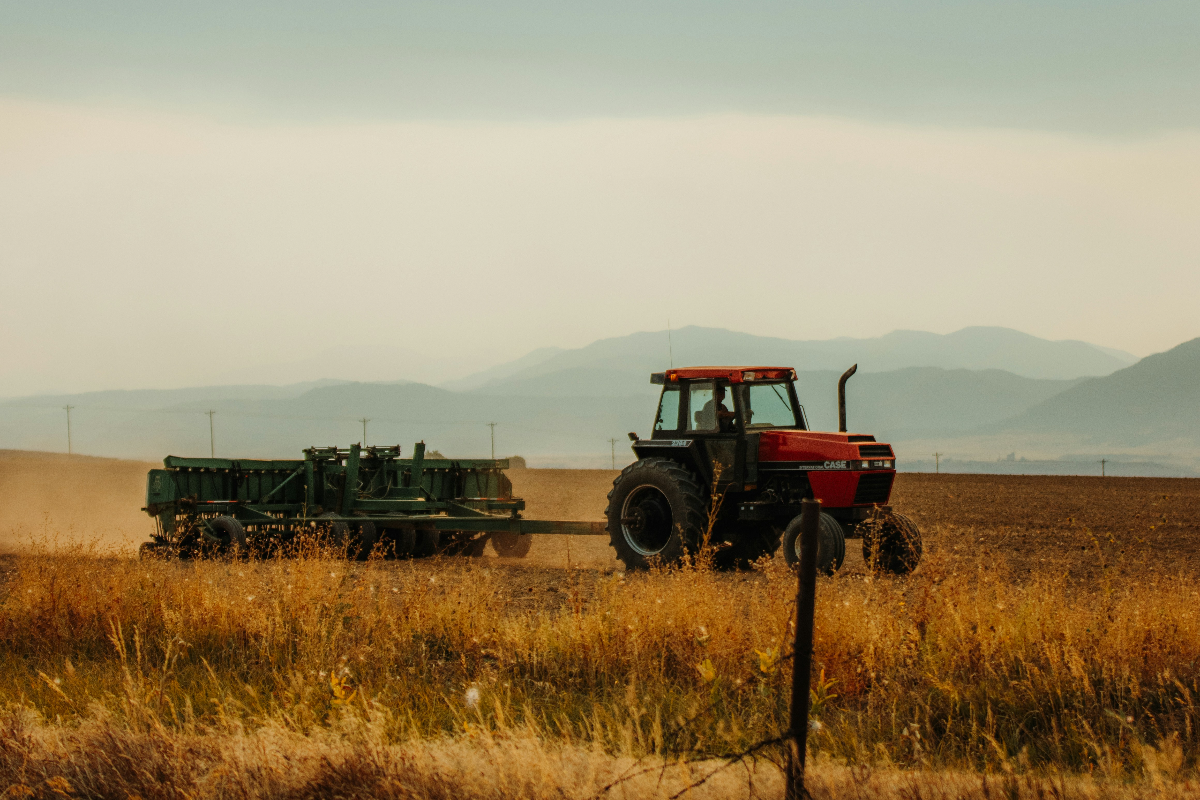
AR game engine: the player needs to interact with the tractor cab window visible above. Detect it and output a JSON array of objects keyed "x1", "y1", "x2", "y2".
[
  {"x1": 739, "y1": 381, "x2": 801, "y2": 429},
  {"x1": 654, "y1": 385, "x2": 682, "y2": 432},
  {"x1": 689, "y1": 381, "x2": 735, "y2": 433}
]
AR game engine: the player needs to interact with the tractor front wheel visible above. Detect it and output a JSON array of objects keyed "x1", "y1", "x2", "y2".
[
  {"x1": 711, "y1": 521, "x2": 782, "y2": 570},
  {"x1": 782, "y1": 512, "x2": 846, "y2": 575},
  {"x1": 605, "y1": 457, "x2": 706, "y2": 570}
]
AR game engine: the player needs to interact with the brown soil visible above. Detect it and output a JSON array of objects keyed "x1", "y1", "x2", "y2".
[
  {"x1": 3, "y1": 451, "x2": 1198, "y2": 582},
  {"x1": 0, "y1": 450, "x2": 154, "y2": 553},
  {"x1": 893, "y1": 472, "x2": 1200, "y2": 583}
]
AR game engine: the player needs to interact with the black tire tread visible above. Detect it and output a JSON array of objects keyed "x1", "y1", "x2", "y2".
[{"x1": 782, "y1": 512, "x2": 846, "y2": 575}]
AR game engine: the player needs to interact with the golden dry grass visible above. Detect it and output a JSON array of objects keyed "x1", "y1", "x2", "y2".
[{"x1": 3, "y1": 541, "x2": 1200, "y2": 797}]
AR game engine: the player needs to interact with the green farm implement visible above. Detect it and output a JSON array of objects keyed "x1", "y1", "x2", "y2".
[{"x1": 141, "y1": 441, "x2": 603, "y2": 559}]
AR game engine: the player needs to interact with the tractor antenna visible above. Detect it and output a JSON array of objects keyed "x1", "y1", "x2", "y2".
[
  {"x1": 609, "y1": 437, "x2": 618, "y2": 469},
  {"x1": 488, "y1": 422, "x2": 497, "y2": 459},
  {"x1": 667, "y1": 319, "x2": 674, "y2": 368},
  {"x1": 206, "y1": 410, "x2": 216, "y2": 458},
  {"x1": 360, "y1": 417, "x2": 370, "y2": 445}
]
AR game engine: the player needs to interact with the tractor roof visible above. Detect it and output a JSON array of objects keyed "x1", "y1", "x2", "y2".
[{"x1": 650, "y1": 367, "x2": 796, "y2": 385}]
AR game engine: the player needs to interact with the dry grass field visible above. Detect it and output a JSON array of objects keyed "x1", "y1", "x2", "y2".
[{"x1": 2, "y1": 451, "x2": 1200, "y2": 798}]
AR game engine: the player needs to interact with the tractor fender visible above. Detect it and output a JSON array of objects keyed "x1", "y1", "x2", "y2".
[{"x1": 631, "y1": 439, "x2": 707, "y2": 481}]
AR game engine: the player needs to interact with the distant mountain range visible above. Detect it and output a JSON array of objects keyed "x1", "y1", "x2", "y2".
[
  {"x1": 451, "y1": 326, "x2": 1136, "y2": 395},
  {"x1": 997, "y1": 336, "x2": 1200, "y2": 446},
  {"x1": 2, "y1": 326, "x2": 1193, "y2": 474}
]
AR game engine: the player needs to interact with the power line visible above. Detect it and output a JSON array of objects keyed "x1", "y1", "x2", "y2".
[
  {"x1": 360, "y1": 417, "x2": 370, "y2": 445},
  {"x1": 1100, "y1": 458, "x2": 1107, "y2": 477},
  {"x1": 933, "y1": 452, "x2": 942, "y2": 474}
]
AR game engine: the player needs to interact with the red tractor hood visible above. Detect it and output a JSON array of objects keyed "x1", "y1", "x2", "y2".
[{"x1": 758, "y1": 430, "x2": 893, "y2": 463}]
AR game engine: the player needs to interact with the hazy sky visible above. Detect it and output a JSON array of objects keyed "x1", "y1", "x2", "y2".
[{"x1": 1, "y1": 1, "x2": 1198, "y2": 396}]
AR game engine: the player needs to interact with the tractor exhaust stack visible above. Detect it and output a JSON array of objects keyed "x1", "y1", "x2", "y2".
[{"x1": 838, "y1": 364, "x2": 858, "y2": 432}]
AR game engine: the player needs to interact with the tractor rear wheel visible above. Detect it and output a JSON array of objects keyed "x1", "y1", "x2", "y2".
[
  {"x1": 491, "y1": 532, "x2": 533, "y2": 558},
  {"x1": 862, "y1": 512, "x2": 922, "y2": 574},
  {"x1": 782, "y1": 513, "x2": 846, "y2": 575},
  {"x1": 605, "y1": 457, "x2": 706, "y2": 570}
]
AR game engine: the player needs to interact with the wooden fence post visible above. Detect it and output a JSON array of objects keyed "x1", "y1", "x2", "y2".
[{"x1": 786, "y1": 498, "x2": 821, "y2": 800}]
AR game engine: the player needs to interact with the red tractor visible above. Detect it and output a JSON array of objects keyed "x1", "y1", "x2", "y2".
[{"x1": 607, "y1": 365, "x2": 921, "y2": 573}]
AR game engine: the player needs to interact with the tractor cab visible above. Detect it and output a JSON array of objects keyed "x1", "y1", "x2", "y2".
[{"x1": 651, "y1": 367, "x2": 808, "y2": 437}]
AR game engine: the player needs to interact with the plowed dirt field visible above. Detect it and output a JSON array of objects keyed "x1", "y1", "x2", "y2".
[{"x1": 2, "y1": 450, "x2": 1198, "y2": 582}]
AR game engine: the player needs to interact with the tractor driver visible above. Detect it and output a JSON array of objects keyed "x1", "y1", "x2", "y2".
[{"x1": 695, "y1": 384, "x2": 737, "y2": 433}]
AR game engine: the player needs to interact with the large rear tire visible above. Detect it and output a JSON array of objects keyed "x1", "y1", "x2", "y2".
[
  {"x1": 605, "y1": 457, "x2": 706, "y2": 570},
  {"x1": 782, "y1": 512, "x2": 846, "y2": 575},
  {"x1": 862, "y1": 512, "x2": 922, "y2": 574}
]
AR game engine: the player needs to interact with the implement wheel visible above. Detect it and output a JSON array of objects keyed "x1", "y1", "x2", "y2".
[
  {"x1": 207, "y1": 516, "x2": 247, "y2": 554},
  {"x1": 318, "y1": 512, "x2": 349, "y2": 539},
  {"x1": 349, "y1": 519, "x2": 377, "y2": 561},
  {"x1": 782, "y1": 512, "x2": 846, "y2": 575},
  {"x1": 412, "y1": 528, "x2": 440, "y2": 558},
  {"x1": 138, "y1": 541, "x2": 169, "y2": 560},
  {"x1": 862, "y1": 512, "x2": 922, "y2": 575},
  {"x1": 388, "y1": 527, "x2": 417, "y2": 559},
  {"x1": 491, "y1": 532, "x2": 532, "y2": 558},
  {"x1": 605, "y1": 457, "x2": 706, "y2": 570}
]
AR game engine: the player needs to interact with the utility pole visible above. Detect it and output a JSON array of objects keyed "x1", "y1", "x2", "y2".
[
  {"x1": 1100, "y1": 458, "x2": 1107, "y2": 477},
  {"x1": 206, "y1": 410, "x2": 216, "y2": 458},
  {"x1": 667, "y1": 318, "x2": 674, "y2": 368},
  {"x1": 933, "y1": 452, "x2": 942, "y2": 474},
  {"x1": 63, "y1": 405, "x2": 75, "y2": 455},
  {"x1": 360, "y1": 417, "x2": 370, "y2": 445},
  {"x1": 609, "y1": 437, "x2": 618, "y2": 469},
  {"x1": 488, "y1": 422, "x2": 497, "y2": 459}
]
